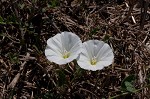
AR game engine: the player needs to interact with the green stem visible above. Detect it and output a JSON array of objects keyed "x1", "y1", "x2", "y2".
[{"x1": 109, "y1": 84, "x2": 150, "y2": 99}]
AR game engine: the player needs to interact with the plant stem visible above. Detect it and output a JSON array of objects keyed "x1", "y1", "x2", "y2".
[{"x1": 109, "y1": 83, "x2": 150, "y2": 99}]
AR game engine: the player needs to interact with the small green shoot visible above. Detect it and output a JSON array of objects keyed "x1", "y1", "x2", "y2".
[{"x1": 121, "y1": 75, "x2": 136, "y2": 93}]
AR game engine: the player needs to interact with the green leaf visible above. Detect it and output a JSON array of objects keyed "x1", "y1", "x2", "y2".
[
  {"x1": 121, "y1": 75, "x2": 136, "y2": 93},
  {"x1": 9, "y1": 89, "x2": 16, "y2": 99},
  {"x1": 0, "y1": 16, "x2": 6, "y2": 24},
  {"x1": 8, "y1": 53, "x2": 20, "y2": 64},
  {"x1": 18, "y1": 3, "x2": 25, "y2": 9},
  {"x1": 90, "y1": 28, "x2": 99, "y2": 35},
  {"x1": 0, "y1": 33, "x2": 6, "y2": 37},
  {"x1": 102, "y1": 34, "x2": 110, "y2": 42},
  {"x1": 126, "y1": 86, "x2": 136, "y2": 93},
  {"x1": 125, "y1": 81, "x2": 133, "y2": 87},
  {"x1": 0, "y1": 16, "x2": 4, "y2": 22},
  {"x1": 125, "y1": 81, "x2": 136, "y2": 93},
  {"x1": 49, "y1": 0, "x2": 59, "y2": 8},
  {"x1": 42, "y1": 7, "x2": 47, "y2": 13}
]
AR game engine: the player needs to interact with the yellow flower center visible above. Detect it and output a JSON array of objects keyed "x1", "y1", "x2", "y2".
[
  {"x1": 62, "y1": 51, "x2": 70, "y2": 59},
  {"x1": 91, "y1": 57, "x2": 97, "y2": 65}
]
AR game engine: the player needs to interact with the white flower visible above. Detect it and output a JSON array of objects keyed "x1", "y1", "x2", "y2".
[
  {"x1": 45, "y1": 31, "x2": 82, "y2": 65},
  {"x1": 77, "y1": 40, "x2": 114, "y2": 71}
]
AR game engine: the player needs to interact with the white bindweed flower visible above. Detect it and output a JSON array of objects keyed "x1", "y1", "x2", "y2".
[
  {"x1": 77, "y1": 40, "x2": 114, "y2": 71},
  {"x1": 45, "y1": 31, "x2": 82, "y2": 65}
]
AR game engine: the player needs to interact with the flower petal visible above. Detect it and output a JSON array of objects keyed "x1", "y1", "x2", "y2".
[
  {"x1": 96, "y1": 43, "x2": 113, "y2": 62},
  {"x1": 45, "y1": 31, "x2": 82, "y2": 65},
  {"x1": 61, "y1": 32, "x2": 82, "y2": 51},
  {"x1": 82, "y1": 40, "x2": 95, "y2": 59},
  {"x1": 77, "y1": 56, "x2": 92, "y2": 70},
  {"x1": 47, "y1": 33, "x2": 63, "y2": 54},
  {"x1": 77, "y1": 40, "x2": 114, "y2": 71},
  {"x1": 45, "y1": 46, "x2": 65, "y2": 65}
]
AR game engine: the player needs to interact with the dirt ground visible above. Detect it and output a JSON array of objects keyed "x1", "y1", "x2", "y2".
[{"x1": 0, "y1": 0, "x2": 150, "y2": 99}]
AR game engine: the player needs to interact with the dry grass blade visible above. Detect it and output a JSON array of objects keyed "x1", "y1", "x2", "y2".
[
  {"x1": 7, "y1": 73, "x2": 20, "y2": 89},
  {"x1": 7, "y1": 61, "x2": 26, "y2": 89}
]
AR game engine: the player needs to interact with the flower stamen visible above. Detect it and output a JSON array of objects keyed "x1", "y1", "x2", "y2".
[
  {"x1": 62, "y1": 50, "x2": 70, "y2": 59},
  {"x1": 91, "y1": 57, "x2": 97, "y2": 65}
]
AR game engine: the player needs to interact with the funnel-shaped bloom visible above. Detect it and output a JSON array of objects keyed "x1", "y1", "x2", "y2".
[
  {"x1": 45, "y1": 32, "x2": 82, "y2": 65},
  {"x1": 77, "y1": 40, "x2": 114, "y2": 71}
]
